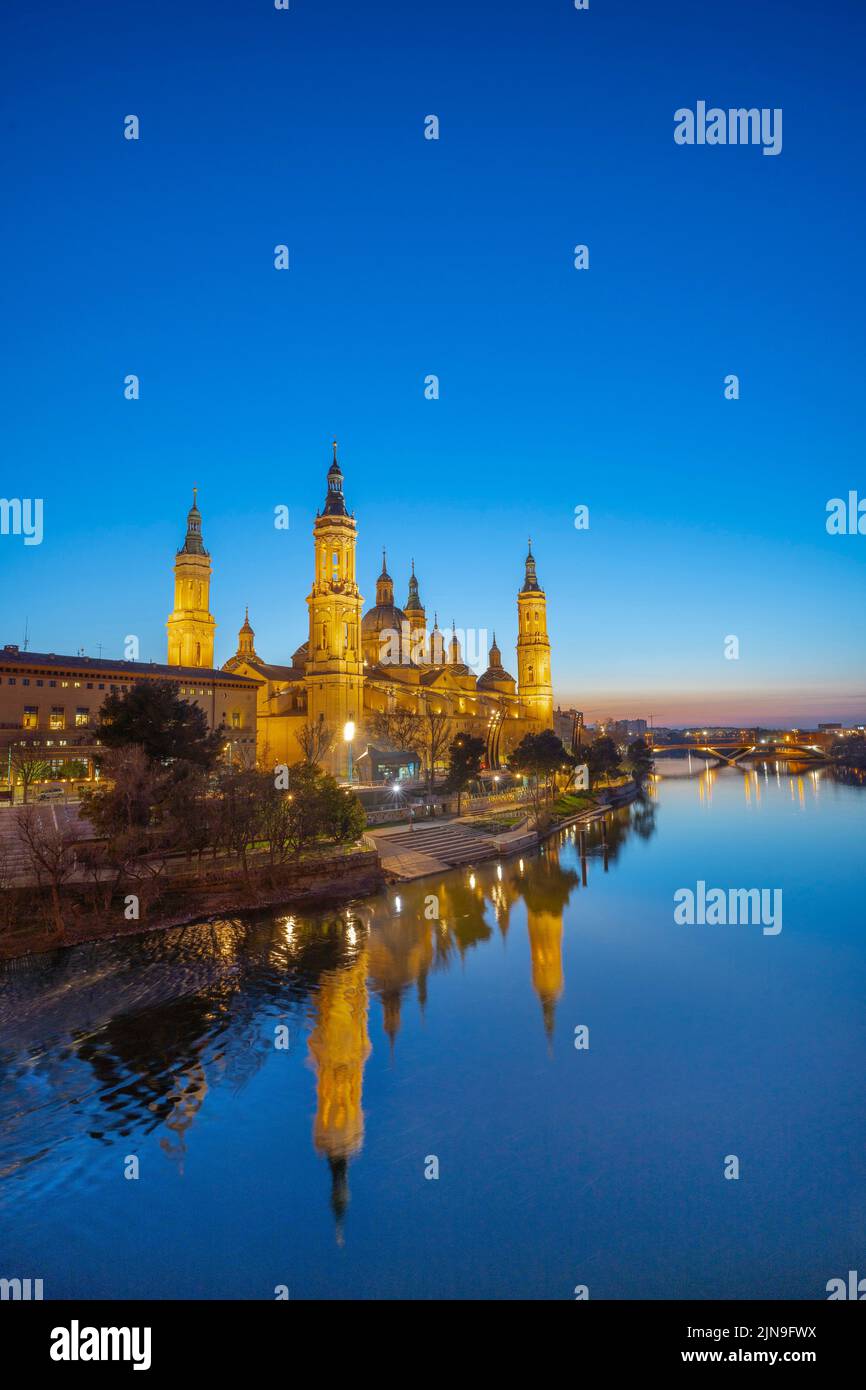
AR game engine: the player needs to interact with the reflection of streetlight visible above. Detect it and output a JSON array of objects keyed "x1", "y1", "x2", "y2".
[{"x1": 343, "y1": 719, "x2": 356, "y2": 782}]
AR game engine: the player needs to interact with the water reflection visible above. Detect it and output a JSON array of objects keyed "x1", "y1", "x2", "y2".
[{"x1": 0, "y1": 798, "x2": 655, "y2": 1235}]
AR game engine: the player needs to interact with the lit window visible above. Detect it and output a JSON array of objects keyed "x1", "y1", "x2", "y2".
[
  {"x1": 22, "y1": 706, "x2": 38, "y2": 730},
  {"x1": 231, "y1": 711, "x2": 241, "y2": 728},
  {"x1": 49, "y1": 707, "x2": 65, "y2": 730},
  {"x1": 75, "y1": 708, "x2": 89, "y2": 727}
]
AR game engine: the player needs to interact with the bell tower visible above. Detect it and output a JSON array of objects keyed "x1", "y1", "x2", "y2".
[
  {"x1": 167, "y1": 488, "x2": 216, "y2": 668},
  {"x1": 306, "y1": 442, "x2": 364, "y2": 776},
  {"x1": 516, "y1": 539, "x2": 553, "y2": 726}
]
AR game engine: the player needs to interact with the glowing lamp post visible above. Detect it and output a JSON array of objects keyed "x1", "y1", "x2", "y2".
[{"x1": 343, "y1": 719, "x2": 356, "y2": 783}]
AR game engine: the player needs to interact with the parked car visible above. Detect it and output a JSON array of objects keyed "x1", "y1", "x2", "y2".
[{"x1": 36, "y1": 786, "x2": 65, "y2": 801}]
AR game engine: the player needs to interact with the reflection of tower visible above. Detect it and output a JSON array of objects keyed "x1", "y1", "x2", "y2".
[
  {"x1": 306, "y1": 443, "x2": 364, "y2": 778},
  {"x1": 526, "y1": 903, "x2": 564, "y2": 1044},
  {"x1": 166, "y1": 489, "x2": 216, "y2": 667},
  {"x1": 518, "y1": 849, "x2": 579, "y2": 1044},
  {"x1": 306, "y1": 948, "x2": 371, "y2": 1243},
  {"x1": 159, "y1": 1059, "x2": 209, "y2": 1171},
  {"x1": 516, "y1": 540, "x2": 553, "y2": 725},
  {"x1": 367, "y1": 911, "x2": 435, "y2": 1052}
]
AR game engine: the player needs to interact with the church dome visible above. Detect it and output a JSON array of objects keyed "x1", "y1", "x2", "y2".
[
  {"x1": 477, "y1": 632, "x2": 515, "y2": 689},
  {"x1": 361, "y1": 603, "x2": 407, "y2": 633}
]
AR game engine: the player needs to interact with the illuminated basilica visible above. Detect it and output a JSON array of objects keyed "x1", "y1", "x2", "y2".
[{"x1": 167, "y1": 445, "x2": 554, "y2": 778}]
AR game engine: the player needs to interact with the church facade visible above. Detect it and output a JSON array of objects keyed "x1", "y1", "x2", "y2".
[{"x1": 167, "y1": 447, "x2": 554, "y2": 779}]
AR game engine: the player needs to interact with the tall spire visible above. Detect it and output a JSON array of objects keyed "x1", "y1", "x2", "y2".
[
  {"x1": 521, "y1": 537, "x2": 541, "y2": 592},
  {"x1": 179, "y1": 487, "x2": 207, "y2": 556},
  {"x1": 375, "y1": 549, "x2": 394, "y2": 606},
  {"x1": 404, "y1": 557, "x2": 423, "y2": 613},
  {"x1": 323, "y1": 440, "x2": 348, "y2": 517}
]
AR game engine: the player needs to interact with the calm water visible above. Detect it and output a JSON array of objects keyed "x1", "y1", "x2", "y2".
[{"x1": 1, "y1": 766, "x2": 864, "y2": 1300}]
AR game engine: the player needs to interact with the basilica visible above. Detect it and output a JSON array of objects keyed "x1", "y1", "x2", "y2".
[{"x1": 166, "y1": 446, "x2": 554, "y2": 779}]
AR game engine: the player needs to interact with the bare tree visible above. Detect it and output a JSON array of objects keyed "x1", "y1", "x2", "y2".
[
  {"x1": 17, "y1": 807, "x2": 80, "y2": 939},
  {"x1": 9, "y1": 744, "x2": 53, "y2": 804},
  {"x1": 371, "y1": 707, "x2": 423, "y2": 757},
  {"x1": 297, "y1": 719, "x2": 335, "y2": 767},
  {"x1": 421, "y1": 706, "x2": 452, "y2": 793}
]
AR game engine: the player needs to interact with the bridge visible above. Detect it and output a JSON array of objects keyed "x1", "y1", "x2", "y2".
[{"x1": 648, "y1": 734, "x2": 831, "y2": 768}]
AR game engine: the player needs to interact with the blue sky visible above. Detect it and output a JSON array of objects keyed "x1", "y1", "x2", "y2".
[{"x1": 1, "y1": 0, "x2": 864, "y2": 725}]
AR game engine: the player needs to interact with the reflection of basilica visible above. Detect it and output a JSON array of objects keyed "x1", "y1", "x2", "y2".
[{"x1": 29, "y1": 802, "x2": 658, "y2": 1240}]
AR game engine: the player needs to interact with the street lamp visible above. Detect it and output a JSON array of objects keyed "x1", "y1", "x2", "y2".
[{"x1": 343, "y1": 719, "x2": 356, "y2": 783}]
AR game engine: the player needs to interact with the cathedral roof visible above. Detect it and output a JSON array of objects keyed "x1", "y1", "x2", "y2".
[{"x1": 240, "y1": 660, "x2": 305, "y2": 682}]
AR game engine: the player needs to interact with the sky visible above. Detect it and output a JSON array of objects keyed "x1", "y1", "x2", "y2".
[{"x1": 1, "y1": 0, "x2": 864, "y2": 727}]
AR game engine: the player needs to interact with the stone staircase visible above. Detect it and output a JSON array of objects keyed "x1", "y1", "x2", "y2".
[{"x1": 371, "y1": 820, "x2": 498, "y2": 871}]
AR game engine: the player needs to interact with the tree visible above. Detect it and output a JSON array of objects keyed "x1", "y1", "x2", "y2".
[
  {"x1": 95, "y1": 679, "x2": 224, "y2": 768},
  {"x1": 584, "y1": 735, "x2": 622, "y2": 787},
  {"x1": 157, "y1": 761, "x2": 212, "y2": 867},
  {"x1": 507, "y1": 730, "x2": 573, "y2": 827},
  {"x1": 371, "y1": 707, "x2": 423, "y2": 758},
  {"x1": 80, "y1": 745, "x2": 164, "y2": 836},
  {"x1": 316, "y1": 771, "x2": 366, "y2": 844},
  {"x1": 214, "y1": 766, "x2": 265, "y2": 887},
  {"x1": 17, "y1": 807, "x2": 81, "y2": 939},
  {"x1": 57, "y1": 759, "x2": 89, "y2": 781},
  {"x1": 444, "y1": 733, "x2": 486, "y2": 814},
  {"x1": 626, "y1": 737, "x2": 654, "y2": 781},
  {"x1": 9, "y1": 744, "x2": 53, "y2": 803},
  {"x1": 297, "y1": 719, "x2": 335, "y2": 767},
  {"x1": 421, "y1": 706, "x2": 452, "y2": 793}
]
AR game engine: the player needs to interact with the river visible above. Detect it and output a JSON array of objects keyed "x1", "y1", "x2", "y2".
[{"x1": 1, "y1": 764, "x2": 863, "y2": 1299}]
